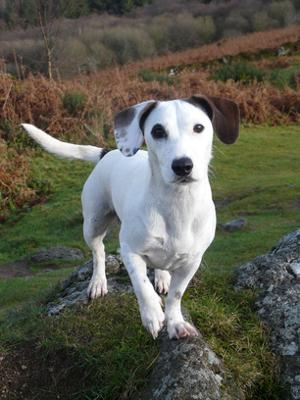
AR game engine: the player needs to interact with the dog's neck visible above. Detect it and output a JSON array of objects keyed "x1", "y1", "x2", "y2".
[
  {"x1": 147, "y1": 152, "x2": 212, "y2": 210},
  {"x1": 144, "y1": 152, "x2": 213, "y2": 242}
]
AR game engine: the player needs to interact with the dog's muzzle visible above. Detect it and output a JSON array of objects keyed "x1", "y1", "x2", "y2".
[{"x1": 172, "y1": 157, "x2": 193, "y2": 177}]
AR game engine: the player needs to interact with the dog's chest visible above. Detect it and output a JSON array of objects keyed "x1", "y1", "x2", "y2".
[{"x1": 140, "y1": 212, "x2": 207, "y2": 270}]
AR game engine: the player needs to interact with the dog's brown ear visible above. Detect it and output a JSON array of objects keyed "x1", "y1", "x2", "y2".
[
  {"x1": 114, "y1": 100, "x2": 157, "y2": 156},
  {"x1": 186, "y1": 95, "x2": 240, "y2": 144}
]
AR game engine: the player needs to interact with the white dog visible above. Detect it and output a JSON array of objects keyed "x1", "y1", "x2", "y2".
[{"x1": 22, "y1": 95, "x2": 239, "y2": 339}]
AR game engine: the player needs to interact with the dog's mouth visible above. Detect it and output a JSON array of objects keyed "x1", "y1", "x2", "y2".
[{"x1": 173, "y1": 175, "x2": 197, "y2": 184}]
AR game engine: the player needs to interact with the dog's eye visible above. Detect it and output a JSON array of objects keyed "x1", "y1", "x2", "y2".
[
  {"x1": 151, "y1": 124, "x2": 167, "y2": 139},
  {"x1": 193, "y1": 124, "x2": 204, "y2": 133}
]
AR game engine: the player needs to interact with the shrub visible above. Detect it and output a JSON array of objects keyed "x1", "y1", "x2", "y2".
[
  {"x1": 147, "y1": 15, "x2": 171, "y2": 53},
  {"x1": 222, "y1": 28, "x2": 243, "y2": 39},
  {"x1": 268, "y1": 68, "x2": 298, "y2": 89},
  {"x1": 138, "y1": 69, "x2": 175, "y2": 85},
  {"x1": 166, "y1": 14, "x2": 201, "y2": 51},
  {"x1": 195, "y1": 15, "x2": 216, "y2": 43},
  {"x1": 267, "y1": 1, "x2": 295, "y2": 26},
  {"x1": 18, "y1": 40, "x2": 47, "y2": 74},
  {"x1": 62, "y1": 90, "x2": 87, "y2": 116},
  {"x1": 147, "y1": 14, "x2": 215, "y2": 53},
  {"x1": 251, "y1": 11, "x2": 277, "y2": 32},
  {"x1": 0, "y1": 119, "x2": 35, "y2": 149},
  {"x1": 84, "y1": 41, "x2": 116, "y2": 69},
  {"x1": 223, "y1": 11, "x2": 250, "y2": 34},
  {"x1": 211, "y1": 62, "x2": 265, "y2": 84},
  {"x1": 101, "y1": 27, "x2": 156, "y2": 64},
  {"x1": 63, "y1": 0, "x2": 90, "y2": 19},
  {"x1": 0, "y1": 139, "x2": 37, "y2": 220},
  {"x1": 293, "y1": 0, "x2": 300, "y2": 8},
  {"x1": 0, "y1": 39, "x2": 47, "y2": 76},
  {"x1": 57, "y1": 38, "x2": 89, "y2": 77}
]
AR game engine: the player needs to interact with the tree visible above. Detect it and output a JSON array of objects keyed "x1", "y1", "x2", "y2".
[
  {"x1": 34, "y1": 0, "x2": 58, "y2": 80},
  {"x1": 33, "y1": 0, "x2": 88, "y2": 79},
  {"x1": 89, "y1": 0, "x2": 151, "y2": 15},
  {"x1": 64, "y1": 0, "x2": 90, "y2": 18}
]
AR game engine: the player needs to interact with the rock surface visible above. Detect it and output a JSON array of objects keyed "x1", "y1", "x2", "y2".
[
  {"x1": 47, "y1": 254, "x2": 130, "y2": 315},
  {"x1": 27, "y1": 246, "x2": 84, "y2": 263},
  {"x1": 222, "y1": 218, "x2": 247, "y2": 232},
  {"x1": 235, "y1": 228, "x2": 300, "y2": 399},
  {"x1": 0, "y1": 246, "x2": 85, "y2": 279},
  {"x1": 136, "y1": 310, "x2": 243, "y2": 400},
  {"x1": 47, "y1": 255, "x2": 243, "y2": 399}
]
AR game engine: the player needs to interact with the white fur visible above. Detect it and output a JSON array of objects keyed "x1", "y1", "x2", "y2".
[
  {"x1": 21, "y1": 124, "x2": 101, "y2": 163},
  {"x1": 22, "y1": 99, "x2": 217, "y2": 340}
]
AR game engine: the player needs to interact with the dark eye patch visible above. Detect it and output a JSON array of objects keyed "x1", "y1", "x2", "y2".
[
  {"x1": 151, "y1": 124, "x2": 167, "y2": 139},
  {"x1": 193, "y1": 124, "x2": 204, "y2": 133}
]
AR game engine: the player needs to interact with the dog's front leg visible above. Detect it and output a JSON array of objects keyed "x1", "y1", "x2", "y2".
[
  {"x1": 165, "y1": 262, "x2": 201, "y2": 339},
  {"x1": 121, "y1": 245, "x2": 165, "y2": 339}
]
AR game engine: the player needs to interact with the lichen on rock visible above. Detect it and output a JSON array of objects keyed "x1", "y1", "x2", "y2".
[
  {"x1": 47, "y1": 254, "x2": 243, "y2": 399},
  {"x1": 235, "y1": 228, "x2": 300, "y2": 400}
]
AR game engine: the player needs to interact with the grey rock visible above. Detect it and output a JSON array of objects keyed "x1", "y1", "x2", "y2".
[
  {"x1": 0, "y1": 247, "x2": 85, "y2": 279},
  {"x1": 290, "y1": 263, "x2": 300, "y2": 279},
  {"x1": 235, "y1": 228, "x2": 300, "y2": 399},
  {"x1": 106, "y1": 254, "x2": 122, "y2": 274},
  {"x1": 47, "y1": 255, "x2": 242, "y2": 399},
  {"x1": 47, "y1": 255, "x2": 130, "y2": 316},
  {"x1": 137, "y1": 311, "x2": 243, "y2": 400},
  {"x1": 27, "y1": 246, "x2": 84, "y2": 263},
  {"x1": 222, "y1": 218, "x2": 247, "y2": 232},
  {"x1": 278, "y1": 46, "x2": 290, "y2": 56},
  {"x1": 214, "y1": 198, "x2": 230, "y2": 209}
]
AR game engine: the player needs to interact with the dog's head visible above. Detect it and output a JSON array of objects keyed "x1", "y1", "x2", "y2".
[{"x1": 114, "y1": 96, "x2": 239, "y2": 185}]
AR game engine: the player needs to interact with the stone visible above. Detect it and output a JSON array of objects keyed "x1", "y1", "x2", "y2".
[
  {"x1": 222, "y1": 218, "x2": 247, "y2": 233},
  {"x1": 0, "y1": 246, "x2": 86, "y2": 279},
  {"x1": 136, "y1": 309, "x2": 243, "y2": 400},
  {"x1": 47, "y1": 254, "x2": 243, "y2": 399},
  {"x1": 290, "y1": 263, "x2": 300, "y2": 279},
  {"x1": 47, "y1": 255, "x2": 130, "y2": 315},
  {"x1": 106, "y1": 254, "x2": 122, "y2": 274},
  {"x1": 235, "y1": 228, "x2": 300, "y2": 399},
  {"x1": 27, "y1": 246, "x2": 84, "y2": 263}
]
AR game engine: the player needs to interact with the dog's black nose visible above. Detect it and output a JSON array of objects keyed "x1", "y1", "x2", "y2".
[{"x1": 172, "y1": 157, "x2": 193, "y2": 176}]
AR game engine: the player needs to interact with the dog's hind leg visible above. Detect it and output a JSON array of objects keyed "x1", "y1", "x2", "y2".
[{"x1": 155, "y1": 269, "x2": 171, "y2": 294}]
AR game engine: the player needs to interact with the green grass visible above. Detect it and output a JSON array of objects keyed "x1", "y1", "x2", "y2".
[
  {"x1": 0, "y1": 269, "x2": 71, "y2": 318},
  {"x1": 0, "y1": 125, "x2": 299, "y2": 399},
  {"x1": 0, "y1": 153, "x2": 93, "y2": 265},
  {"x1": 138, "y1": 68, "x2": 176, "y2": 85},
  {"x1": 268, "y1": 63, "x2": 300, "y2": 90},
  {"x1": 0, "y1": 296, "x2": 159, "y2": 400},
  {"x1": 185, "y1": 125, "x2": 299, "y2": 398},
  {"x1": 211, "y1": 62, "x2": 265, "y2": 83},
  {"x1": 211, "y1": 59, "x2": 300, "y2": 89}
]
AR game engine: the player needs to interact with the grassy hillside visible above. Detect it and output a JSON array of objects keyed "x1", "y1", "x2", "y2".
[
  {"x1": 1, "y1": 26, "x2": 300, "y2": 220},
  {"x1": 0, "y1": 125, "x2": 299, "y2": 399},
  {"x1": 1, "y1": 0, "x2": 299, "y2": 77},
  {"x1": 0, "y1": 24, "x2": 300, "y2": 399}
]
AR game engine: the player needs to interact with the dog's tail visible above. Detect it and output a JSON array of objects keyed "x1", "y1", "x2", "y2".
[{"x1": 22, "y1": 123, "x2": 105, "y2": 164}]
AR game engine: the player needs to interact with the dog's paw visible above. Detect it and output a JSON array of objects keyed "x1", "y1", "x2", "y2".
[
  {"x1": 87, "y1": 275, "x2": 108, "y2": 299},
  {"x1": 167, "y1": 320, "x2": 199, "y2": 340},
  {"x1": 155, "y1": 270, "x2": 171, "y2": 294},
  {"x1": 141, "y1": 301, "x2": 165, "y2": 339}
]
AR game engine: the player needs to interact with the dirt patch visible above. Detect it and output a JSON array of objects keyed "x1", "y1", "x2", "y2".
[
  {"x1": 0, "y1": 260, "x2": 66, "y2": 279},
  {"x1": 0, "y1": 260, "x2": 31, "y2": 279},
  {"x1": 0, "y1": 344, "x2": 89, "y2": 400},
  {"x1": 0, "y1": 247, "x2": 84, "y2": 279}
]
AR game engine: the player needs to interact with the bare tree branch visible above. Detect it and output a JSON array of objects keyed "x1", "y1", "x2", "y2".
[{"x1": 36, "y1": 0, "x2": 57, "y2": 80}]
